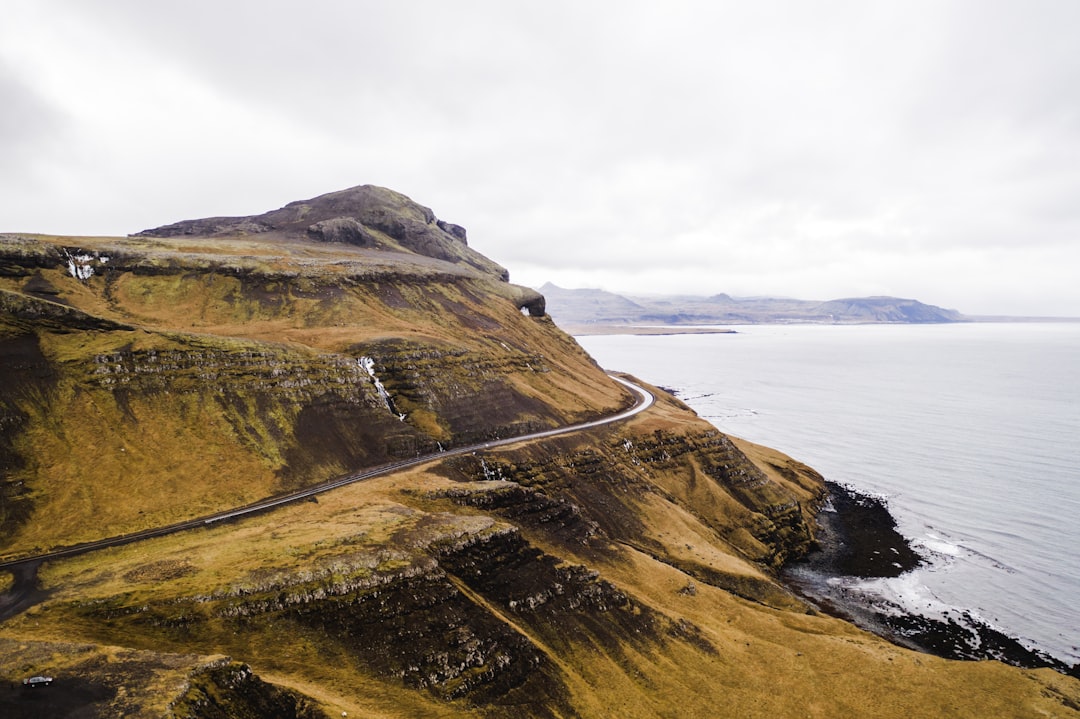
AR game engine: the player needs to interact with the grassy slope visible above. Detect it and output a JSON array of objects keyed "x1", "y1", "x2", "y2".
[
  {"x1": 1, "y1": 232, "x2": 1078, "y2": 716},
  {"x1": 0, "y1": 234, "x2": 623, "y2": 556},
  {"x1": 2, "y1": 390, "x2": 1078, "y2": 716}
]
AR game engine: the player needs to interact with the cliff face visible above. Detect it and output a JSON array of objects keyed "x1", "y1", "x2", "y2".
[
  {"x1": 0, "y1": 190, "x2": 614, "y2": 551},
  {"x1": 1, "y1": 188, "x2": 1078, "y2": 718}
]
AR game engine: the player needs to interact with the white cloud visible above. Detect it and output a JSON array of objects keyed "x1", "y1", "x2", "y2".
[{"x1": 2, "y1": 0, "x2": 1079, "y2": 315}]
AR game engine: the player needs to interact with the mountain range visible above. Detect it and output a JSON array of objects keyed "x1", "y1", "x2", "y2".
[{"x1": 541, "y1": 282, "x2": 966, "y2": 329}]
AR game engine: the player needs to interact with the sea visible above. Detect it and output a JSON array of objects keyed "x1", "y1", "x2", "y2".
[{"x1": 577, "y1": 322, "x2": 1080, "y2": 666}]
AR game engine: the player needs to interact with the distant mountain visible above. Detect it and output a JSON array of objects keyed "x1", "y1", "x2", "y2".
[
  {"x1": 534, "y1": 285, "x2": 646, "y2": 323},
  {"x1": 541, "y1": 283, "x2": 966, "y2": 326},
  {"x1": 814, "y1": 296, "x2": 965, "y2": 323}
]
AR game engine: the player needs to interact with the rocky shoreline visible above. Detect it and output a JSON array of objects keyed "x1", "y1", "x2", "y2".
[{"x1": 783, "y1": 481, "x2": 1079, "y2": 679}]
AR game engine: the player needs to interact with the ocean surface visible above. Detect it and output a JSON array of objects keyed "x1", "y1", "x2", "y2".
[{"x1": 578, "y1": 322, "x2": 1080, "y2": 665}]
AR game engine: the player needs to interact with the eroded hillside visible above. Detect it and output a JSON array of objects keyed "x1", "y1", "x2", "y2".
[
  {"x1": 1, "y1": 187, "x2": 1078, "y2": 717},
  {"x1": 0, "y1": 186, "x2": 621, "y2": 553}
]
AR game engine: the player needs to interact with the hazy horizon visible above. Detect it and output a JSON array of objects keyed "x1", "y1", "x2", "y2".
[{"x1": 540, "y1": 280, "x2": 1080, "y2": 319}]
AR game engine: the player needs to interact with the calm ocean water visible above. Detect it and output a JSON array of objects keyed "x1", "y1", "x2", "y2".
[{"x1": 578, "y1": 323, "x2": 1080, "y2": 664}]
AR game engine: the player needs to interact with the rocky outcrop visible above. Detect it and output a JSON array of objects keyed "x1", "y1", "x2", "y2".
[
  {"x1": 169, "y1": 661, "x2": 326, "y2": 719},
  {"x1": 71, "y1": 524, "x2": 662, "y2": 712},
  {"x1": 509, "y1": 285, "x2": 546, "y2": 317},
  {"x1": 435, "y1": 424, "x2": 821, "y2": 584},
  {"x1": 305, "y1": 216, "x2": 377, "y2": 246},
  {"x1": 0, "y1": 639, "x2": 321, "y2": 719},
  {"x1": 134, "y1": 184, "x2": 510, "y2": 280},
  {"x1": 363, "y1": 338, "x2": 559, "y2": 443},
  {"x1": 436, "y1": 219, "x2": 468, "y2": 242}
]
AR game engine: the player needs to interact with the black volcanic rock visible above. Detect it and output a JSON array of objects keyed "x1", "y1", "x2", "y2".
[
  {"x1": 795, "y1": 481, "x2": 921, "y2": 579},
  {"x1": 436, "y1": 219, "x2": 468, "y2": 242},
  {"x1": 784, "y1": 482, "x2": 1078, "y2": 677}
]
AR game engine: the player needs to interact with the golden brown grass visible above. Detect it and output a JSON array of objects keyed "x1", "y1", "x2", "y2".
[
  {"x1": 5, "y1": 468, "x2": 512, "y2": 717},
  {"x1": 3, "y1": 233, "x2": 1079, "y2": 716},
  {"x1": 19, "y1": 463, "x2": 522, "y2": 620},
  {"x1": 6, "y1": 385, "x2": 281, "y2": 556},
  {"x1": 5, "y1": 437, "x2": 1079, "y2": 718},
  {"x1": 1, "y1": 233, "x2": 626, "y2": 559}
]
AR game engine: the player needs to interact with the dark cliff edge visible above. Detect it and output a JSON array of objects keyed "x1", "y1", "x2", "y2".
[{"x1": 783, "y1": 481, "x2": 1079, "y2": 679}]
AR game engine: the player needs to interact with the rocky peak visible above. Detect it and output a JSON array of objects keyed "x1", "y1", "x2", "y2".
[{"x1": 133, "y1": 184, "x2": 509, "y2": 280}]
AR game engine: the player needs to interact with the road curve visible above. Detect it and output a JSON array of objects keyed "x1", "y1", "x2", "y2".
[{"x1": 0, "y1": 375, "x2": 654, "y2": 573}]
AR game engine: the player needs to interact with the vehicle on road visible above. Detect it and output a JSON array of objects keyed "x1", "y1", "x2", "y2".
[{"x1": 23, "y1": 675, "x2": 53, "y2": 687}]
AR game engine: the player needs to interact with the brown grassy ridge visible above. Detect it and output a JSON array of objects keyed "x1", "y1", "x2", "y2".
[
  {"x1": 0, "y1": 232, "x2": 624, "y2": 557},
  {"x1": 3, "y1": 387, "x2": 1078, "y2": 717}
]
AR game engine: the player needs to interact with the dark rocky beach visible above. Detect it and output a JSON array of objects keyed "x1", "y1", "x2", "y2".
[{"x1": 783, "y1": 481, "x2": 1079, "y2": 679}]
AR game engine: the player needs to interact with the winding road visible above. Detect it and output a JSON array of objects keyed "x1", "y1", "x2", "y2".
[{"x1": 0, "y1": 374, "x2": 653, "y2": 617}]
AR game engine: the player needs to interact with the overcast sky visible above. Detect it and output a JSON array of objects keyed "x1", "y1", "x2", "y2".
[{"x1": 3, "y1": 1, "x2": 1079, "y2": 316}]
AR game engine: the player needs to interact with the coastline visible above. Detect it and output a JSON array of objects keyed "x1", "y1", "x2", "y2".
[{"x1": 784, "y1": 481, "x2": 1080, "y2": 679}]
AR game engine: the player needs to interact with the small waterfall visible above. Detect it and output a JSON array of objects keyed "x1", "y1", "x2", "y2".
[{"x1": 359, "y1": 356, "x2": 406, "y2": 421}]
